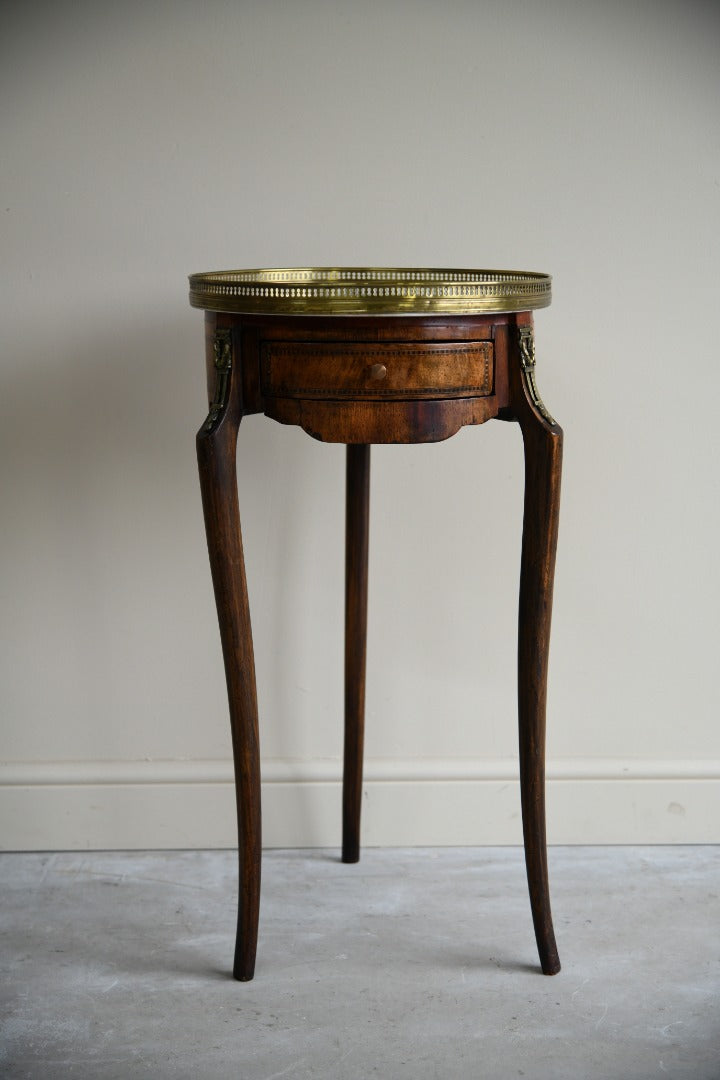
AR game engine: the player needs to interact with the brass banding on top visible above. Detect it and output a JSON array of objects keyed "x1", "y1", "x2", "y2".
[{"x1": 189, "y1": 267, "x2": 551, "y2": 316}]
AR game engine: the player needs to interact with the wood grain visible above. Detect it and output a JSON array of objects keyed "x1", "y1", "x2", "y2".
[
  {"x1": 196, "y1": 318, "x2": 261, "y2": 981},
  {"x1": 343, "y1": 445, "x2": 370, "y2": 863},
  {"x1": 193, "y1": 306, "x2": 562, "y2": 980},
  {"x1": 261, "y1": 340, "x2": 493, "y2": 399},
  {"x1": 510, "y1": 311, "x2": 563, "y2": 976}
]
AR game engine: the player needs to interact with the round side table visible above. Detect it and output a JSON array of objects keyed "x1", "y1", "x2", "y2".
[{"x1": 189, "y1": 267, "x2": 563, "y2": 981}]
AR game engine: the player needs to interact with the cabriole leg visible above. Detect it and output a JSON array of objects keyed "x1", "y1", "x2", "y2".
[
  {"x1": 511, "y1": 318, "x2": 563, "y2": 976},
  {"x1": 196, "y1": 327, "x2": 261, "y2": 981}
]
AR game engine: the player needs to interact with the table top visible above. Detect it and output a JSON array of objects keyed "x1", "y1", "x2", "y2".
[{"x1": 188, "y1": 267, "x2": 551, "y2": 317}]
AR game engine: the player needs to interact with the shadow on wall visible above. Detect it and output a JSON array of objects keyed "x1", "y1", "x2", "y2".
[
  {"x1": 0, "y1": 306, "x2": 343, "y2": 778},
  {"x1": 1, "y1": 310, "x2": 207, "y2": 556},
  {"x1": 0, "y1": 303, "x2": 531, "y2": 844}
]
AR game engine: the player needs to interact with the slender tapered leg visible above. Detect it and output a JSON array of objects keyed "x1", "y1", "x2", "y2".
[
  {"x1": 510, "y1": 317, "x2": 563, "y2": 975},
  {"x1": 196, "y1": 326, "x2": 261, "y2": 981},
  {"x1": 343, "y1": 444, "x2": 370, "y2": 863}
]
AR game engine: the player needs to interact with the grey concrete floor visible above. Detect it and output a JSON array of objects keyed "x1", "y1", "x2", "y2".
[{"x1": 0, "y1": 848, "x2": 718, "y2": 1079}]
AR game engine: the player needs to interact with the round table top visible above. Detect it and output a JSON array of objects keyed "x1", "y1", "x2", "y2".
[{"x1": 188, "y1": 267, "x2": 551, "y2": 317}]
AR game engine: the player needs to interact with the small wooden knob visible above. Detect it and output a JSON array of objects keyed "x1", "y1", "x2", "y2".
[{"x1": 368, "y1": 363, "x2": 387, "y2": 380}]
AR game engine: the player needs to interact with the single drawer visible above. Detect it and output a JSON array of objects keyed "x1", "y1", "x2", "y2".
[{"x1": 261, "y1": 341, "x2": 494, "y2": 400}]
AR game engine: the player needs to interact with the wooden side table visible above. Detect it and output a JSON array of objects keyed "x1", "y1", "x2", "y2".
[{"x1": 189, "y1": 267, "x2": 563, "y2": 981}]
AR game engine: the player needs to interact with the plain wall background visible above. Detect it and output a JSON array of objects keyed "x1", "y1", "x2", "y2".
[{"x1": 2, "y1": 0, "x2": 719, "y2": 849}]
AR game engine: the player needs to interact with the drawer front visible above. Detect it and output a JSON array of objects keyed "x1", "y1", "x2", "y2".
[{"x1": 261, "y1": 341, "x2": 493, "y2": 400}]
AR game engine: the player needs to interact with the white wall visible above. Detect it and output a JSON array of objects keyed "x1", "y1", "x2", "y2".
[{"x1": 2, "y1": 0, "x2": 719, "y2": 849}]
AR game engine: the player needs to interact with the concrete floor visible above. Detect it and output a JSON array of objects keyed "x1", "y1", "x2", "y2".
[{"x1": 0, "y1": 848, "x2": 718, "y2": 1079}]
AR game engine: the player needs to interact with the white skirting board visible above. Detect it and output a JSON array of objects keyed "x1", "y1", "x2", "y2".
[{"x1": 1, "y1": 758, "x2": 718, "y2": 850}]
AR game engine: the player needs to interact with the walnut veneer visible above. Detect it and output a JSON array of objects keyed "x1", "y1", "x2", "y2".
[{"x1": 191, "y1": 268, "x2": 563, "y2": 981}]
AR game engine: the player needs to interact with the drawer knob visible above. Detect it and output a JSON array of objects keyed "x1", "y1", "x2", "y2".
[{"x1": 368, "y1": 363, "x2": 387, "y2": 380}]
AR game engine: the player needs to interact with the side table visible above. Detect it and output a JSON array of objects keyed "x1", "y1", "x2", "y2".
[{"x1": 189, "y1": 267, "x2": 563, "y2": 981}]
